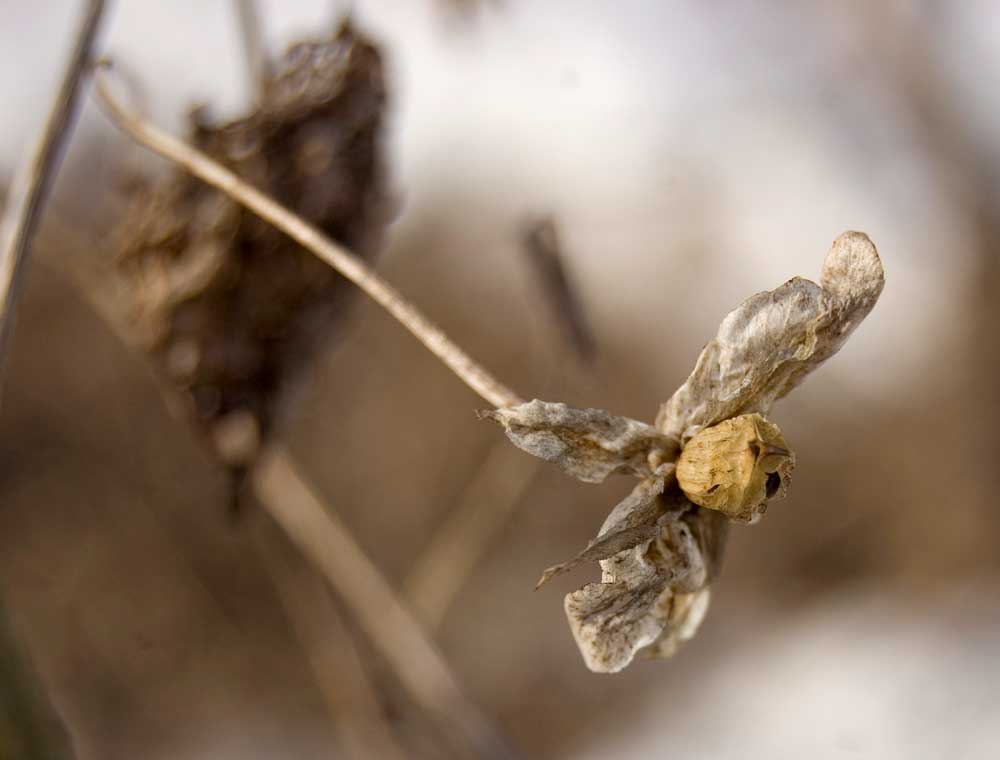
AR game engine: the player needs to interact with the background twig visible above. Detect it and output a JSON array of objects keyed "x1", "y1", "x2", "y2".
[
  {"x1": 405, "y1": 215, "x2": 597, "y2": 629},
  {"x1": 0, "y1": 3, "x2": 107, "y2": 758},
  {"x1": 0, "y1": 0, "x2": 106, "y2": 389},
  {"x1": 252, "y1": 445, "x2": 520, "y2": 760},
  {"x1": 233, "y1": 0, "x2": 271, "y2": 104},
  {"x1": 251, "y1": 513, "x2": 408, "y2": 760}
]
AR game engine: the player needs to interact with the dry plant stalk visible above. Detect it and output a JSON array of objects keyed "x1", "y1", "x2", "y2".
[
  {"x1": 0, "y1": 2, "x2": 108, "y2": 757},
  {"x1": 254, "y1": 446, "x2": 517, "y2": 760},
  {"x1": 91, "y1": 17, "x2": 884, "y2": 675},
  {"x1": 0, "y1": 0, "x2": 106, "y2": 391},
  {"x1": 405, "y1": 216, "x2": 596, "y2": 629},
  {"x1": 96, "y1": 19, "x2": 518, "y2": 758},
  {"x1": 251, "y1": 515, "x2": 407, "y2": 760}
]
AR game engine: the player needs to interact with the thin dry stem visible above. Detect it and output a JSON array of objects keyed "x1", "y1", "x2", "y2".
[
  {"x1": 406, "y1": 219, "x2": 597, "y2": 627},
  {"x1": 405, "y1": 441, "x2": 542, "y2": 629},
  {"x1": 92, "y1": 62, "x2": 524, "y2": 410},
  {"x1": 252, "y1": 445, "x2": 518, "y2": 760},
  {"x1": 251, "y1": 516, "x2": 407, "y2": 760},
  {"x1": 0, "y1": 0, "x2": 107, "y2": 388},
  {"x1": 233, "y1": 0, "x2": 270, "y2": 104}
]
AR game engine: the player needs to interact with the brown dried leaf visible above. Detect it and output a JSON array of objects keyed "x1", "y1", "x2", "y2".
[
  {"x1": 656, "y1": 231, "x2": 884, "y2": 441},
  {"x1": 116, "y1": 20, "x2": 391, "y2": 473},
  {"x1": 480, "y1": 400, "x2": 678, "y2": 484}
]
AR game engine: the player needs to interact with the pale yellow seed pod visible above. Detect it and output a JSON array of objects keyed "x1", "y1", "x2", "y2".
[{"x1": 676, "y1": 413, "x2": 794, "y2": 524}]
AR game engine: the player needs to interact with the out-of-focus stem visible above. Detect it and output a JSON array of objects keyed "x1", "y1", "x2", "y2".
[
  {"x1": 0, "y1": 0, "x2": 107, "y2": 391},
  {"x1": 252, "y1": 445, "x2": 520, "y2": 760}
]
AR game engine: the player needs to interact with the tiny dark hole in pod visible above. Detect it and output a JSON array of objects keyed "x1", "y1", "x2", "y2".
[{"x1": 765, "y1": 472, "x2": 782, "y2": 498}]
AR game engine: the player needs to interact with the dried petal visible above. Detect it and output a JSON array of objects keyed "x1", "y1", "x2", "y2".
[
  {"x1": 481, "y1": 400, "x2": 678, "y2": 483},
  {"x1": 565, "y1": 580, "x2": 665, "y2": 673},
  {"x1": 536, "y1": 473, "x2": 669, "y2": 588},
  {"x1": 565, "y1": 497, "x2": 726, "y2": 672},
  {"x1": 640, "y1": 588, "x2": 711, "y2": 660},
  {"x1": 657, "y1": 231, "x2": 884, "y2": 441}
]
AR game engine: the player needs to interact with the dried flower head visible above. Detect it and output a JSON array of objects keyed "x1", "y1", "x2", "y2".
[
  {"x1": 113, "y1": 21, "x2": 390, "y2": 477},
  {"x1": 485, "y1": 231, "x2": 884, "y2": 672}
]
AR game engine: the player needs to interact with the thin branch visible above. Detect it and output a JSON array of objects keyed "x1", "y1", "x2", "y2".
[
  {"x1": 92, "y1": 61, "x2": 524, "y2": 410},
  {"x1": 233, "y1": 0, "x2": 271, "y2": 104},
  {"x1": 404, "y1": 441, "x2": 542, "y2": 629},
  {"x1": 405, "y1": 215, "x2": 598, "y2": 629},
  {"x1": 252, "y1": 446, "x2": 520, "y2": 760},
  {"x1": 0, "y1": 607, "x2": 75, "y2": 760},
  {"x1": 0, "y1": 0, "x2": 107, "y2": 388},
  {"x1": 521, "y1": 216, "x2": 597, "y2": 365},
  {"x1": 251, "y1": 514, "x2": 408, "y2": 760}
]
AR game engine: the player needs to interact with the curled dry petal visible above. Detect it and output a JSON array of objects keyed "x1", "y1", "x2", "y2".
[
  {"x1": 536, "y1": 472, "x2": 671, "y2": 588},
  {"x1": 480, "y1": 400, "x2": 679, "y2": 484},
  {"x1": 565, "y1": 496, "x2": 727, "y2": 672},
  {"x1": 640, "y1": 587, "x2": 712, "y2": 660},
  {"x1": 656, "y1": 231, "x2": 885, "y2": 442}
]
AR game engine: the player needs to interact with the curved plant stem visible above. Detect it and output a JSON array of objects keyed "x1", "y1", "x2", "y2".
[
  {"x1": 0, "y1": 0, "x2": 107, "y2": 392},
  {"x1": 92, "y1": 61, "x2": 524, "y2": 410}
]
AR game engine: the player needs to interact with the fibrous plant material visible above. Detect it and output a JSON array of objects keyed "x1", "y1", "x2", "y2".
[
  {"x1": 487, "y1": 232, "x2": 884, "y2": 671},
  {"x1": 113, "y1": 20, "x2": 391, "y2": 477}
]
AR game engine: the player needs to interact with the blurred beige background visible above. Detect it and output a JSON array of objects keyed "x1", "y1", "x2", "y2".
[{"x1": 2, "y1": 1, "x2": 999, "y2": 758}]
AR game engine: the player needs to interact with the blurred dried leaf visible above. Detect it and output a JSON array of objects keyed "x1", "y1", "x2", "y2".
[{"x1": 114, "y1": 20, "x2": 391, "y2": 472}]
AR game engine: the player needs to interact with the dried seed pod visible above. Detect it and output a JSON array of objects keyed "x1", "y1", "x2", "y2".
[{"x1": 675, "y1": 413, "x2": 794, "y2": 523}]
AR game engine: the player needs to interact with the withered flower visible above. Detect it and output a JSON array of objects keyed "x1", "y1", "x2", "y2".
[
  {"x1": 485, "y1": 231, "x2": 884, "y2": 672},
  {"x1": 113, "y1": 21, "x2": 391, "y2": 482}
]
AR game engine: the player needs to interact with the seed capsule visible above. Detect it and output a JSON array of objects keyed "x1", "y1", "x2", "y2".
[{"x1": 676, "y1": 413, "x2": 794, "y2": 523}]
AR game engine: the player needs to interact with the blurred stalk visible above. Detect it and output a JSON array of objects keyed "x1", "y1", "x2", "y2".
[
  {"x1": 0, "y1": 610, "x2": 74, "y2": 759},
  {"x1": 0, "y1": 0, "x2": 106, "y2": 393},
  {"x1": 0, "y1": 2, "x2": 108, "y2": 758}
]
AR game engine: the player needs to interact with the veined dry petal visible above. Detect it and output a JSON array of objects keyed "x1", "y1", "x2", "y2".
[
  {"x1": 536, "y1": 473, "x2": 670, "y2": 588},
  {"x1": 481, "y1": 400, "x2": 678, "y2": 483},
  {"x1": 657, "y1": 231, "x2": 884, "y2": 441}
]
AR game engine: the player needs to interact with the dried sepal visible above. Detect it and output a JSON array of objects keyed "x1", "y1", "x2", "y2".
[
  {"x1": 657, "y1": 231, "x2": 884, "y2": 442},
  {"x1": 480, "y1": 400, "x2": 679, "y2": 484},
  {"x1": 676, "y1": 413, "x2": 794, "y2": 523}
]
